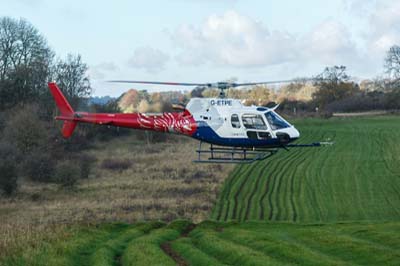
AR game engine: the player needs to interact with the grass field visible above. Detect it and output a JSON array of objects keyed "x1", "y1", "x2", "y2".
[
  {"x1": 1, "y1": 116, "x2": 400, "y2": 265},
  {"x1": 1, "y1": 220, "x2": 399, "y2": 266},
  {"x1": 212, "y1": 116, "x2": 400, "y2": 222}
]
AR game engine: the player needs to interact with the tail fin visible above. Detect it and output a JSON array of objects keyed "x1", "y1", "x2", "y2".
[
  {"x1": 48, "y1": 82, "x2": 77, "y2": 138},
  {"x1": 48, "y1": 82, "x2": 74, "y2": 117}
]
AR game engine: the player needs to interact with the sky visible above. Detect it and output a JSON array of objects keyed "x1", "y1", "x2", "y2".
[{"x1": 1, "y1": 0, "x2": 400, "y2": 96}]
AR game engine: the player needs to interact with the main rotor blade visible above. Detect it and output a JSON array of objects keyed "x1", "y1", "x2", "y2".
[
  {"x1": 108, "y1": 80, "x2": 208, "y2": 87},
  {"x1": 233, "y1": 78, "x2": 314, "y2": 87}
]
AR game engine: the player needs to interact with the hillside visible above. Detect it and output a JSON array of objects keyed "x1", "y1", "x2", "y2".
[{"x1": 212, "y1": 116, "x2": 400, "y2": 222}]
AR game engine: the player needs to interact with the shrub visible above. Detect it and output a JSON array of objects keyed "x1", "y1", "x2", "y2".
[
  {"x1": 2, "y1": 105, "x2": 48, "y2": 155},
  {"x1": 23, "y1": 152, "x2": 55, "y2": 182},
  {"x1": 101, "y1": 158, "x2": 131, "y2": 171},
  {"x1": 55, "y1": 160, "x2": 80, "y2": 189},
  {"x1": 0, "y1": 142, "x2": 19, "y2": 196},
  {"x1": 77, "y1": 153, "x2": 96, "y2": 179}
]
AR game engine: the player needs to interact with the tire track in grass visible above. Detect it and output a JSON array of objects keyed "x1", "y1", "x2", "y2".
[
  {"x1": 244, "y1": 161, "x2": 271, "y2": 221},
  {"x1": 303, "y1": 128, "x2": 332, "y2": 222},
  {"x1": 160, "y1": 242, "x2": 188, "y2": 266},
  {"x1": 351, "y1": 124, "x2": 369, "y2": 220},
  {"x1": 259, "y1": 150, "x2": 299, "y2": 220},
  {"x1": 251, "y1": 147, "x2": 300, "y2": 221},
  {"x1": 121, "y1": 221, "x2": 189, "y2": 266},
  {"x1": 316, "y1": 130, "x2": 340, "y2": 222},
  {"x1": 356, "y1": 127, "x2": 379, "y2": 220},
  {"x1": 219, "y1": 228, "x2": 352, "y2": 266},
  {"x1": 288, "y1": 155, "x2": 309, "y2": 222},
  {"x1": 285, "y1": 137, "x2": 316, "y2": 222},
  {"x1": 290, "y1": 129, "x2": 322, "y2": 222},
  {"x1": 231, "y1": 165, "x2": 259, "y2": 221},
  {"x1": 68, "y1": 224, "x2": 129, "y2": 266},
  {"x1": 190, "y1": 229, "x2": 286, "y2": 266},
  {"x1": 237, "y1": 163, "x2": 263, "y2": 221},
  {"x1": 336, "y1": 223, "x2": 400, "y2": 250},
  {"x1": 271, "y1": 149, "x2": 304, "y2": 221},
  {"x1": 213, "y1": 166, "x2": 242, "y2": 221},
  {"x1": 275, "y1": 150, "x2": 303, "y2": 221},
  {"x1": 259, "y1": 156, "x2": 280, "y2": 220},
  {"x1": 160, "y1": 223, "x2": 197, "y2": 266},
  {"x1": 289, "y1": 226, "x2": 400, "y2": 265},
  {"x1": 221, "y1": 166, "x2": 248, "y2": 221},
  {"x1": 220, "y1": 165, "x2": 251, "y2": 221},
  {"x1": 171, "y1": 237, "x2": 228, "y2": 266},
  {"x1": 309, "y1": 129, "x2": 331, "y2": 221},
  {"x1": 375, "y1": 129, "x2": 400, "y2": 217},
  {"x1": 222, "y1": 165, "x2": 253, "y2": 221},
  {"x1": 267, "y1": 149, "x2": 300, "y2": 220},
  {"x1": 371, "y1": 129, "x2": 400, "y2": 218},
  {"x1": 89, "y1": 223, "x2": 159, "y2": 266}
]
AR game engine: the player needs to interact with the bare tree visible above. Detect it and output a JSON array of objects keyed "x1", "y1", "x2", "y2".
[
  {"x1": 312, "y1": 66, "x2": 359, "y2": 108},
  {"x1": 53, "y1": 54, "x2": 91, "y2": 107},
  {"x1": 0, "y1": 17, "x2": 53, "y2": 110},
  {"x1": 384, "y1": 45, "x2": 400, "y2": 88}
]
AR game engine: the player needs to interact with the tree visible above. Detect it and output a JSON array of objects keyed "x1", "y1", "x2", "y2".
[
  {"x1": 0, "y1": 142, "x2": 19, "y2": 196},
  {"x1": 247, "y1": 85, "x2": 272, "y2": 106},
  {"x1": 55, "y1": 160, "x2": 80, "y2": 189},
  {"x1": 53, "y1": 54, "x2": 91, "y2": 108},
  {"x1": 312, "y1": 66, "x2": 359, "y2": 109},
  {"x1": 0, "y1": 17, "x2": 53, "y2": 111},
  {"x1": 2, "y1": 104, "x2": 48, "y2": 155},
  {"x1": 137, "y1": 99, "x2": 150, "y2": 113},
  {"x1": 384, "y1": 45, "x2": 400, "y2": 88}
]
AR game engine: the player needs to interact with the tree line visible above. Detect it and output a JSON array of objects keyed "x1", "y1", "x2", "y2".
[{"x1": 0, "y1": 17, "x2": 122, "y2": 196}]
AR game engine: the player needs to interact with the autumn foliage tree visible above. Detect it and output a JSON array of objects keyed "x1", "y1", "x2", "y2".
[{"x1": 312, "y1": 66, "x2": 359, "y2": 109}]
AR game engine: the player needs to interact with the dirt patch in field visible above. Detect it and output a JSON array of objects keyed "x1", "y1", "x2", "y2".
[{"x1": 160, "y1": 241, "x2": 188, "y2": 266}]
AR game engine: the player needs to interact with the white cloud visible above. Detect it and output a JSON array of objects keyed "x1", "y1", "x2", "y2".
[
  {"x1": 127, "y1": 46, "x2": 170, "y2": 73},
  {"x1": 172, "y1": 10, "x2": 298, "y2": 67},
  {"x1": 301, "y1": 20, "x2": 360, "y2": 65},
  {"x1": 171, "y1": 10, "x2": 363, "y2": 75},
  {"x1": 367, "y1": 0, "x2": 400, "y2": 55},
  {"x1": 89, "y1": 62, "x2": 118, "y2": 80}
]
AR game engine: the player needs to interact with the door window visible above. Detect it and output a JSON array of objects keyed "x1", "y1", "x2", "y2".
[
  {"x1": 231, "y1": 114, "x2": 240, "y2": 128},
  {"x1": 241, "y1": 114, "x2": 268, "y2": 130}
]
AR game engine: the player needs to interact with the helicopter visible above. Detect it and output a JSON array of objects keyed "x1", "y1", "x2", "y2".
[{"x1": 48, "y1": 80, "x2": 326, "y2": 163}]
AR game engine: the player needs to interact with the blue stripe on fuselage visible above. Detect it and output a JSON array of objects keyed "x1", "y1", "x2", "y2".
[{"x1": 192, "y1": 121, "x2": 293, "y2": 148}]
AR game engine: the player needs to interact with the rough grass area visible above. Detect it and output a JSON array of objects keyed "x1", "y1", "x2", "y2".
[
  {"x1": 212, "y1": 116, "x2": 400, "y2": 222},
  {"x1": 0, "y1": 135, "x2": 233, "y2": 259},
  {"x1": 1, "y1": 220, "x2": 399, "y2": 266}
]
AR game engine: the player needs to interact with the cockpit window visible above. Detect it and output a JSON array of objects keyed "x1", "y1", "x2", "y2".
[
  {"x1": 241, "y1": 114, "x2": 268, "y2": 130},
  {"x1": 264, "y1": 111, "x2": 290, "y2": 130}
]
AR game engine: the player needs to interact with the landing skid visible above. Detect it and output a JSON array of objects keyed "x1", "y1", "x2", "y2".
[{"x1": 194, "y1": 142, "x2": 278, "y2": 164}]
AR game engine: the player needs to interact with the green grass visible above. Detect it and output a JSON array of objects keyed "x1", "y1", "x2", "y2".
[
  {"x1": 212, "y1": 116, "x2": 400, "y2": 222},
  {"x1": 2, "y1": 220, "x2": 399, "y2": 266},
  {"x1": 1, "y1": 116, "x2": 400, "y2": 266}
]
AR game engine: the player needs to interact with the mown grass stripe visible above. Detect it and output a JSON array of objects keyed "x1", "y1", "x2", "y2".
[
  {"x1": 171, "y1": 237, "x2": 228, "y2": 266},
  {"x1": 218, "y1": 227, "x2": 353, "y2": 266},
  {"x1": 189, "y1": 229, "x2": 289, "y2": 266}
]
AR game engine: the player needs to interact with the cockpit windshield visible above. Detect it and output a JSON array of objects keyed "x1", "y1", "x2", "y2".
[{"x1": 264, "y1": 111, "x2": 290, "y2": 130}]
